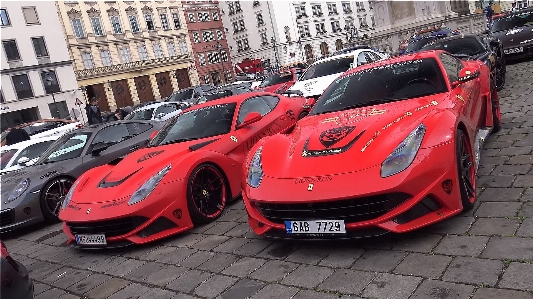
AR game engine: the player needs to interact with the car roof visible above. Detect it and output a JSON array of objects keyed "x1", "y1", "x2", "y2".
[
  {"x1": 84, "y1": 119, "x2": 157, "y2": 131},
  {"x1": 132, "y1": 101, "x2": 171, "y2": 111},
  {"x1": 425, "y1": 33, "x2": 480, "y2": 43},
  {"x1": 312, "y1": 49, "x2": 374, "y2": 64},
  {"x1": 182, "y1": 91, "x2": 278, "y2": 111},
  {"x1": 1, "y1": 136, "x2": 60, "y2": 151}
]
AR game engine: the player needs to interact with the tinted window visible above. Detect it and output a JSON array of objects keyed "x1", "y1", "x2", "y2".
[
  {"x1": 91, "y1": 124, "x2": 130, "y2": 147},
  {"x1": 38, "y1": 132, "x2": 92, "y2": 163},
  {"x1": 258, "y1": 72, "x2": 293, "y2": 88},
  {"x1": 261, "y1": 95, "x2": 280, "y2": 109},
  {"x1": 369, "y1": 52, "x2": 382, "y2": 61},
  {"x1": 492, "y1": 11, "x2": 533, "y2": 32},
  {"x1": 150, "y1": 103, "x2": 237, "y2": 146},
  {"x1": 357, "y1": 52, "x2": 369, "y2": 66},
  {"x1": 19, "y1": 140, "x2": 55, "y2": 161},
  {"x1": 237, "y1": 96, "x2": 274, "y2": 125},
  {"x1": 154, "y1": 104, "x2": 179, "y2": 117},
  {"x1": 127, "y1": 122, "x2": 152, "y2": 135},
  {"x1": 406, "y1": 36, "x2": 440, "y2": 52},
  {"x1": 311, "y1": 58, "x2": 448, "y2": 115},
  {"x1": 0, "y1": 149, "x2": 17, "y2": 169},
  {"x1": 422, "y1": 37, "x2": 486, "y2": 57},
  {"x1": 300, "y1": 57, "x2": 354, "y2": 80},
  {"x1": 439, "y1": 53, "x2": 462, "y2": 83},
  {"x1": 125, "y1": 108, "x2": 155, "y2": 120},
  {"x1": 168, "y1": 89, "x2": 194, "y2": 102}
]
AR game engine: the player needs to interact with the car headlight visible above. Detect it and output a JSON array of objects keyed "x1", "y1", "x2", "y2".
[
  {"x1": 7, "y1": 178, "x2": 30, "y2": 203},
  {"x1": 247, "y1": 146, "x2": 264, "y2": 188},
  {"x1": 61, "y1": 178, "x2": 81, "y2": 210},
  {"x1": 381, "y1": 124, "x2": 426, "y2": 178},
  {"x1": 128, "y1": 164, "x2": 171, "y2": 205}
]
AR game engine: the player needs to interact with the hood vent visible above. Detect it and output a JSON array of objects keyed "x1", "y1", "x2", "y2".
[{"x1": 98, "y1": 168, "x2": 142, "y2": 188}]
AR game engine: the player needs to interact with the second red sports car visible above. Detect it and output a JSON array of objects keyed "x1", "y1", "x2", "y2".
[
  {"x1": 243, "y1": 50, "x2": 501, "y2": 239},
  {"x1": 59, "y1": 92, "x2": 307, "y2": 248}
]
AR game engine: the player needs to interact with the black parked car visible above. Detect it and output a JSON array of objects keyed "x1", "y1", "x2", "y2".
[
  {"x1": 490, "y1": 8, "x2": 533, "y2": 60},
  {"x1": 165, "y1": 84, "x2": 216, "y2": 109},
  {"x1": 1, "y1": 242, "x2": 34, "y2": 299},
  {"x1": 421, "y1": 34, "x2": 506, "y2": 91},
  {"x1": 197, "y1": 84, "x2": 254, "y2": 104}
]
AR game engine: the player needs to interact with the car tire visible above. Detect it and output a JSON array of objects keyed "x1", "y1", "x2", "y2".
[
  {"x1": 495, "y1": 59, "x2": 506, "y2": 91},
  {"x1": 490, "y1": 82, "x2": 502, "y2": 133},
  {"x1": 40, "y1": 177, "x2": 74, "y2": 222},
  {"x1": 456, "y1": 129, "x2": 476, "y2": 212},
  {"x1": 186, "y1": 163, "x2": 229, "y2": 225}
]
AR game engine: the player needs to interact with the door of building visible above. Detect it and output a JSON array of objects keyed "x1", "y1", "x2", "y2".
[
  {"x1": 91, "y1": 83, "x2": 110, "y2": 113},
  {"x1": 111, "y1": 79, "x2": 134, "y2": 108},
  {"x1": 134, "y1": 75, "x2": 154, "y2": 103},
  {"x1": 175, "y1": 69, "x2": 191, "y2": 89},
  {"x1": 156, "y1": 72, "x2": 173, "y2": 99}
]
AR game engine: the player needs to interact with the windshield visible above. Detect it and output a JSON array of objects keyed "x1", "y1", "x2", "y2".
[
  {"x1": 258, "y1": 72, "x2": 293, "y2": 87},
  {"x1": 492, "y1": 11, "x2": 533, "y2": 32},
  {"x1": 150, "y1": 103, "x2": 237, "y2": 146},
  {"x1": 125, "y1": 108, "x2": 155, "y2": 120},
  {"x1": 154, "y1": 104, "x2": 180, "y2": 117},
  {"x1": 37, "y1": 132, "x2": 91, "y2": 164},
  {"x1": 311, "y1": 58, "x2": 448, "y2": 115},
  {"x1": 300, "y1": 57, "x2": 354, "y2": 81},
  {"x1": 0, "y1": 149, "x2": 17, "y2": 170},
  {"x1": 422, "y1": 37, "x2": 486, "y2": 56},
  {"x1": 168, "y1": 89, "x2": 195, "y2": 103}
]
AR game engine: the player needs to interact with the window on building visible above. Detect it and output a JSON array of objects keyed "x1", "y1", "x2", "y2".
[
  {"x1": 171, "y1": 12, "x2": 181, "y2": 29},
  {"x1": 179, "y1": 40, "x2": 188, "y2": 54},
  {"x1": 153, "y1": 43, "x2": 163, "y2": 58},
  {"x1": 356, "y1": 2, "x2": 365, "y2": 11},
  {"x1": 128, "y1": 15, "x2": 140, "y2": 33},
  {"x1": 82, "y1": 51, "x2": 95, "y2": 69},
  {"x1": 193, "y1": 31, "x2": 200, "y2": 43},
  {"x1": 235, "y1": 1, "x2": 242, "y2": 12},
  {"x1": 0, "y1": 90, "x2": 4, "y2": 103},
  {"x1": 298, "y1": 24, "x2": 311, "y2": 38},
  {"x1": 260, "y1": 32, "x2": 268, "y2": 45},
  {"x1": 2, "y1": 40, "x2": 20, "y2": 61},
  {"x1": 90, "y1": 17, "x2": 104, "y2": 36},
  {"x1": 237, "y1": 40, "x2": 243, "y2": 51},
  {"x1": 100, "y1": 49, "x2": 112, "y2": 66},
  {"x1": 22, "y1": 6, "x2": 39, "y2": 24},
  {"x1": 1, "y1": 9, "x2": 11, "y2": 26},
  {"x1": 202, "y1": 30, "x2": 214, "y2": 42},
  {"x1": 118, "y1": 46, "x2": 131, "y2": 63},
  {"x1": 31, "y1": 37, "x2": 49, "y2": 58},
  {"x1": 224, "y1": 70, "x2": 232, "y2": 81},
  {"x1": 198, "y1": 53, "x2": 206, "y2": 66},
  {"x1": 71, "y1": 18, "x2": 85, "y2": 38},
  {"x1": 167, "y1": 41, "x2": 177, "y2": 56},
  {"x1": 342, "y1": 2, "x2": 352, "y2": 13},
  {"x1": 207, "y1": 52, "x2": 220, "y2": 64},
  {"x1": 331, "y1": 20, "x2": 341, "y2": 32},
  {"x1": 256, "y1": 13, "x2": 264, "y2": 26},
  {"x1": 145, "y1": 14, "x2": 155, "y2": 31},
  {"x1": 188, "y1": 12, "x2": 196, "y2": 23},
  {"x1": 160, "y1": 13, "x2": 170, "y2": 30},
  {"x1": 137, "y1": 44, "x2": 149, "y2": 61},
  {"x1": 216, "y1": 29, "x2": 224, "y2": 40},
  {"x1": 238, "y1": 19, "x2": 246, "y2": 31},
  {"x1": 253, "y1": 1, "x2": 260, "y2": 7},
  {"x1": 315, "y1": 23, "x2": 326, "y2": 34},
  {"x1": 295, "y1": 6, "x2": 307, "y2": 18},
  {"x1": 203, "y1": 74, "x2": 210, "y2": 84},
  {"x1": 312, "y1": 4, "x2": 323, "y2": 17},
  {"x1": 221, "y1": 50, "x2": 228, "y2": 62},
  {"x1": 198, "y1": 11, "x2": 210, "y2": 22},
  {"x1": 327, "y1": 3, "x2": 338, "y2": 15},
  {"x1": 232, "y1": 21, "x2": 239, "y2": 33},
  {"x1": 228, "y1": 2, "x2": 235, "y2": 15},
  {"x1": 12, "y1": 74, "x2": 33, "y2": 99},
  {"x1": 212, "y1": 10, "x2": 220, "y2": 21},
  {"x1": 243, "y1": 38, "x2": 249, "y2": 50},
  {"x1": 110, "y1": 15, "x2": 122, "y2": 34},
  {"x1": 371, "y1": 15, "x2": 375, "y2": 27},
  {"x1": 41, "y1": 70, "x2": 60, "y2": 94}
]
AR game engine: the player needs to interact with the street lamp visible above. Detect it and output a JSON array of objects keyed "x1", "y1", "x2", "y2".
[
  {"x1": 271, "y1": 37, "x2": 280, "y2": 71},
  {"x1": 215, "y1": 41, "x2": 226, "y2": 85},
  {"x1": 344, "y1": 25, "x2": 358, "y2": 44},
  {"x1": 44, "y1": 73, "x2": 60, "y2": 118}
]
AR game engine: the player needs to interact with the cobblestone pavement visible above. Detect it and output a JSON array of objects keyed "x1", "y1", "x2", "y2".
[{"x1": 3, "y1": 59, "x2": 533, "y2": 299}]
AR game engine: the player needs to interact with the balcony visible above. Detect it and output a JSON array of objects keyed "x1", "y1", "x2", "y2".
[
  {"x1": 313, "y1": 12, "x2": 324, "y2": 17},
  {"x1": 328, "y1": 11, "x2": 338, "y2": 16},
  {"x1": 297, "y1": 14, "x2": 308, "y2": 19},
  {"x1": 343, "y1": 9, "x2": 352, "y2": 14}
]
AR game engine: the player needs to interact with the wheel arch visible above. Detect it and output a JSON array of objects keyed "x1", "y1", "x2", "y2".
[{"x1": 39, "y1": 174, "x2": 77, "y2": 198}]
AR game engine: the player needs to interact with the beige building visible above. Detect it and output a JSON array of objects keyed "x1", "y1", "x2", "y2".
[{"x1": 55, "y1": 0, "x2": 200, "y2": 112}]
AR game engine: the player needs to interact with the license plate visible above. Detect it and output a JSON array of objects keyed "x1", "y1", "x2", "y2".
[
  {"x1": 285, "y1": 220, "x2": 346, "y2": 234},
  {"x1": 504, "y1": 47, "x2": 524, "y2": 54},
  {"x1": 75, "y1": 234, "x2": 107, "y2": 245}
]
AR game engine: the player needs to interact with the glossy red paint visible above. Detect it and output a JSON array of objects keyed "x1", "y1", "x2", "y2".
[
  {"x1": 255, "y1": 68, "x2": 303, "y2": 93},
  {"x1": 59, "y1": 92, "x2": 306, "y2": 247},
  {"x1": 242, "y1": 50, "x2": 499, "y2": 238}
]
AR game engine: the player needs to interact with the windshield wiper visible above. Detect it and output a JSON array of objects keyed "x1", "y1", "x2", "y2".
[{"x1": 158, "y1": 138, "x2": 199, "y2": 146}]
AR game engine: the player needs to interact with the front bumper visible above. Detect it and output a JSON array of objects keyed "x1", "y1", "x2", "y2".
[
  {"x1": 243, "y1": 144, "x2": 464, "y2": 239},
  {"x1": 0, "y1": 191, "x2": 44, "y2": 234}
]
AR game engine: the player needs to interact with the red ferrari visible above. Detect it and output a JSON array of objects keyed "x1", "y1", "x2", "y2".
[
  {"x1": 58, "y1": 92, "x2": 307, "y2": 248},
  {"x1": 255, "y1": 68, "x2": 303, "y2": 93},
  {"x1": 243, "y1": 50, "x2": 501, "y2": 239}
]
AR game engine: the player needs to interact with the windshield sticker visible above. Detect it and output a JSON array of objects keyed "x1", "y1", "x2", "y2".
[
  {"x1": 295, "y1": 176, "x2": 333, "y2": 184},
  {"x1": 321, "y1": 108, "x2": 387, "y2": 126},
  {"x1": 40, "y1": 170, "x2": 58, "y2": 180},
  {"x1": 361, "y1": 101, "x2": 438, "y2": 152},
  {"x1": 302, "y1": 130, "x2": 365, "y2": 157},
  {"x1": 319, "y1": 126, "x2": 356, "y2": 148},
  {"x1": 137, "y1": 150, "x2": 164, "y2": 163},
  {"x1": 345, "y1": 59, "x2": 425, "y2": 79},
  {"x1": 101, "y1": 200, "x2": 126, "y2": 209}
]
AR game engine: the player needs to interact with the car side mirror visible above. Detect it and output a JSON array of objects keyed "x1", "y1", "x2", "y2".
[
  {"x1": 304, "y1": 97, "x2": 317, "y2": 109},
  {"x1": 17, "y1": 157, "x2": 30, "y2": 166},
  {"x1": 452, "y1": 67, "x2": 480, "y2": 88},
  {"x1": 91, "y1": 143, "x2": 109, "y2": 156},
  {"x1": 489, "y1": 39, "x2": 500, "y2": 47},
  {"x1": 238, "y1": 112, "x2": 262, "y2": 129},
  {"x1": 149, "y1": 131, "x2": 158, "y2": 141}
]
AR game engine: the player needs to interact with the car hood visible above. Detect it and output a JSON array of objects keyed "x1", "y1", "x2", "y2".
[
  {"x1": 260, "y1": 97, "x2": 441, "y2": 178},
  {"x1": 288, "y1": 73, "x2": 343, "y2": 97},
  {"x1": 492, "y1": 27, "x2": 533, "y2": 48}
]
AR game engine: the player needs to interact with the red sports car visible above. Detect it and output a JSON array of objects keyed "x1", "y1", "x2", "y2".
[
  {"x1": 255, "y1": 68, "x2": 303, "y2": 93},
  {"x1": 59, "y1": 92, "x2": 307, "y2": 248},
  {"x1": 243, "y1": 50, "x2": 501, "y2": 239}
]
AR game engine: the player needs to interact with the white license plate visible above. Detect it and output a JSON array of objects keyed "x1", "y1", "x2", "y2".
[
  {"x1": 504, "y1": 47, "x2": 524, "y2": 54},
  {"x1": 75, "y1": 234, "x2": 107, "y2": 245},
  {"x1": 285, "y1": 220, "x2": 346, "y2": 234}
]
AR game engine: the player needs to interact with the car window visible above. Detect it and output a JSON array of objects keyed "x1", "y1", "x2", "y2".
[
  {"x1": 439, "y1": 53, "x2": 463, "y2": 83},
  {"x1": 422, "y1": 37, "x2": 486, "y2": 57},
  {"x1": 168, "y1": 89, "x2": 194, "y2": 102},
  {"x1": 126, "y1": 122, "x2": 153, "y2": 135},
  {"x1": 125, "y1": 108, "x2": 155, "y2": 120},
  {"x1": 154, "y1": 104, "x2": 179, "y2": 117},
  {"x1": 357, "y1": 52, "x2": 369, "y2": 66},
  {"x1": 368, "y1": 52, "x2": 382, "y2": 61},
  {"x1": 261, "y1": 95, "x2": 280, "y2": 110},
  {"x1": 0, "y1": 149, "x2": 17, "y2": 169},
  {"x1": 299, "y1": 57, "x2": 354, "y2": 80},
  {"x1": 91, "y1": 124, "x2": 130, "y2": 147},
  {"x1": 237, "y1": 96, "x2": 274, "y2": 125},
  {"x1": 39, "y1": 132, "x2": 92, "y2": 163},
  {"x1": 18, "y1": 140, "x2": 56, "y2": 161},
  {"x1": 258, "y1": 72, "x2": 293, "y2": 88}
]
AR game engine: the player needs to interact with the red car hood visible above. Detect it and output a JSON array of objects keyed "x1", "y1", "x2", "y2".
[{"x1": 261, "y1": 97, "x2": 441, "y2": 178}]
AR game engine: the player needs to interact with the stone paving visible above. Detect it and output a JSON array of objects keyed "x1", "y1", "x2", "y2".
[{"x1": 3, "y1": 59, "x2": 533, "y2": 299}]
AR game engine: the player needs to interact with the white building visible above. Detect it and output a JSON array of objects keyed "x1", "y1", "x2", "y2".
[
  {"x1": 218, "y1": 1, "x2": 376, "y2": 68},
  {"x1": 0, "y1": 1, "x2": 85, "y2": 131}
]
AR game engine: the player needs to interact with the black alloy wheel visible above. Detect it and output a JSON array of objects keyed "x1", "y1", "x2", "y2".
[
  {"x1": 187, "y1": 163, "x2": 228, "y2": 224},
  {"x1": 456, "y1": 130, "x2": 476, "y2": 211},
  {"x1": 40, "y1": 177, "x2": 74, "y2": 221}
]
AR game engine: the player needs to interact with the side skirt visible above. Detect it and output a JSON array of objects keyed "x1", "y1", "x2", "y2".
[{"x1": 474, "y1": 127, "x2": 493, "y2": 171}]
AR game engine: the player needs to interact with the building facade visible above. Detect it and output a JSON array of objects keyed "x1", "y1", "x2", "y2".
[
  {"x1": 55, "y1": 0, "x2": 200, "y2": 113},
  {"x1": 182, "y1": 1, "x2": 234, "y2": 86},
  {"x1": 218, "y1": 1, "x2": 376, "y2": 67},
  {"x1": 1, "y1": 1, "x2": 85, "y2": 130}
]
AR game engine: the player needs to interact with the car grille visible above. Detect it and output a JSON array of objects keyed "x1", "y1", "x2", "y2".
[
  {"x1": 251, "y1": 193, "x2": 411, "y2": 224},
  {"x1": 0, "y1": 209, "x2": 15, "y2": 227},
  {"x1": 66, "y1": 216, "x2": 148, "y2": 238}
]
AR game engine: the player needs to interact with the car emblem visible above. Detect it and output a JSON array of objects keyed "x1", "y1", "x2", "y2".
[
  {"x1": 202, "y1": 190, "x2": 208, "y2": 196},
  {"x1": 86, "y1": 208, "x2": 91, "y2": 214},
  {"x1": 230, "y1": 136, "x2": 238, "y2": 142},
  {"x1": 308, "y1": 184, "x2": 314, "y2": 191}
]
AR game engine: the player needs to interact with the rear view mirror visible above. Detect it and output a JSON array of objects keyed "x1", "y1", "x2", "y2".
[
  {"x1": 452, "y1": 67, "x2": 480, "y2": 88},
  {"x1": 91, "y1": 143, "x2": 109, "y2": 156},
  {"x1": 17, "y1": 157, "x2": 30, "y2": 166}
]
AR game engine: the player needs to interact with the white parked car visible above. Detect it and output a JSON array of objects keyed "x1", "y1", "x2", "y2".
[
  {"x1": 0, "y1": 136, "x2": 59, "y2": 174},
  {"x1": 287, "y1": 49, "x2": 387, "y2": 98},
  {"x1": 124, "y1": 102, "x2": 183, "y2": 122}
]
